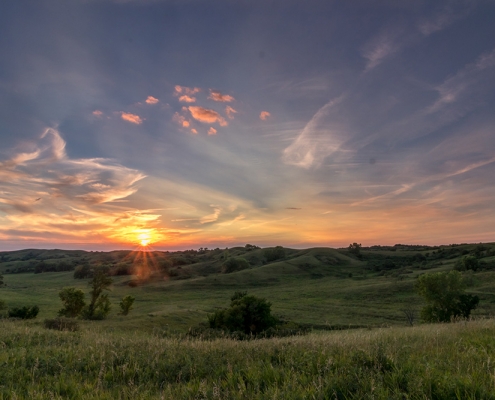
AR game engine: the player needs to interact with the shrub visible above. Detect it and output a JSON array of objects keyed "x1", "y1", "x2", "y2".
[
  {"x1": 44, "y1": 317, "x2": 79, "y2": 331},
  {"x1": 264, "y1": 246, "x2": 285, "y2": 262},
  {"x1": 416, "y1": 270, "x2": 479, "y2": 322},
  {"x1": 8, "y1": 305, "x2": 39, "y2": 319},
  {"x1": 58, "y1": 287, "x2": 86, "y2": 318},
  {"x1": 208, "y1": 292, "x2": 277, "y2": 335},
  {"x1": 221, "y1": 257, "x2": 250, "y2": 274},
  {"x1": 119, "y1": 295, "x2": 135, "y2": 316},
  {"x1": 454, "y1": 255, "x2": 479, "y2": 272}
]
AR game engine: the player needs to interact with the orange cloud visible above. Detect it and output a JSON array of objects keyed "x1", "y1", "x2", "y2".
[
  {"x1": 179, "y1": 95, "x2": 196, "y2": 103},
  {"x1": 225, "y1": 106, "x2": 237, "y2": 119},
  {"x1": 92, "y1": 110, "x2": 103, "y2": 117},
  {"x1": 173, "y1": 112, "x2": 192, "y2": 129},
  {"x1": 208, "y1": 90, "x2": 235, "y2": 102},
  {"x1": 121, "y1": 112, "x2": 143, "y2": 125},
  {"x1": 260, "y1": 111, "x2": 271, "y2": 121},
  {"x1": 188, "y1": 106, "x2": 227, "y2": 126},
  {"x1": 208, "y1": 127, "x2": 217, "y2": 135},
  {"x1": 145, "y1": 96, "x2": 159, "y2": 104},
  {"x1": 191, "y1": 128, "x2": 198, "y2": 134},
  {"x1": 175, "y1": 85, "x2": 201, "y2": 95}
]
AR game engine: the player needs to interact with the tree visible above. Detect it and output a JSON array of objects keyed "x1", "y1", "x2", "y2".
[
  {"x1": 416, "y1": 270, "x2": 479, "y2": 322},
  {"x1": 81, "y1": 270, "x2": 112, "y2": 320},
  {"x1": 208, "y1": 292, "x2": 277, "y2": 335},
  {"x1": 119, "y1": 295, "x2": 135, "y2": 316},
  {"x1": 264, "y1": 246, "x2": 285, "y2": 262},
  {"x1": 0, "y1": 273, "x2": 4, "y2": 286},
  {"x1": 348, "y1": 243, "x2": 362, "y2": 257},
  {"x1": 58, "y1": 288, "x2": 86, "y2": 318},
  {"x1": 0, "y1": 299, "x2": 6, "y2": 312},
  {"x1": 454, "y1": 255, "x2": 479, "y2": 272},
  {"x1": 221, "y1": 257, "x2": 250, "y2": 273}
]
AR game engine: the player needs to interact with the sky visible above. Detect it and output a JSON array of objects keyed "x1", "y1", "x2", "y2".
[{"x1": 1, "y1": 0, "x2": 495, "y2": 251}]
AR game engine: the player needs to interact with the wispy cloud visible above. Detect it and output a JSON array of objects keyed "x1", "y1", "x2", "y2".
[
  {"x1": 225, "y1": 106, "x2": 237, "y2": 119},
  {"x1": 188, "y1": 106, "x2": 227, "y2": 126},
  {"x1": 175, "y1": 85, "x2": 200, "y2": 95},
  {"x1": 208, "y1": 90, "x2": 234, "y2": 102},
  {"x1": 92, "y1": 110, "x2": 103, "y2": 117},
  {"x1": 208, "y1": 127, "x2": 217, "y2": 135},
  {"x1": 120, "y1": 112, "x2": 143, "y2": 124},
  {"x1": 0, "y1": 128, "x2": 151, "y2": 245}
]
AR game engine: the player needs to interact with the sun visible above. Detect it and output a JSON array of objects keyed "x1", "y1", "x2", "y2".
[{"x1": 137, "y1": 232, "x2": 151, "y2": 247}]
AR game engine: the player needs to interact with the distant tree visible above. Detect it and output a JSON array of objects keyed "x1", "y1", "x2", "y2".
[
  {"x1": 348, "y1": 243, "x2": 362, "y2": 258},
  {"x1": 416, "y1": 270, "x2": 479, "y2": 322},
  {"x1": 264, "y1": 246, "x2": 285, "y2": 262},
  {"x1": 0, "y1": 273, "x2": 3, "y2": 286},
  {"x1": 208, "y1": 292, "x2": 277, "y2": 335},
  {"x1": 58, "y1": 288, "x2": 86, "y2": 318},
  {"x1": 401, "y1": 305, "x2": 417, "y2": 326},
  {"x1": 0, "y1": 299, "x2": 6, "y2": 312},
  {"x1": 74, "y1": 264, "x2": 92, "y2": 279},
  {"x1": 244, "y1": 244, "x2": 260, "y2": 251},
  {"x1": 454, "y1": 255, "x2": 479, "y2": 272},
  {"x1": 221, "y1": 257, "x2": 250, "y2": 274},
  {"x1": 119, "y1": 295, "x2": 135, "y2": 316},
  {"x1": 81, "y1": 270, "x2": 112, "y2": 320},
  {"x1": 8, "y1": 305, "x2": 39, "y2": 319}
]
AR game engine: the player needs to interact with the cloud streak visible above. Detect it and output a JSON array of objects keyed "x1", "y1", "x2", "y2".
[{"x1": 188, "y1": 106, "x2": 227, "y2": 126}]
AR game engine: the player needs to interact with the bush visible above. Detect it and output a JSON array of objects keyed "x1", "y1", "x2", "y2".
[
  {"x1": 454, "y1": 255, "x2": 479, "y2": 272},
  {"x1": 416, "y1": 270, "x2": 479, "y2": 322},
  {"x1": 58, "y1": 287, "x2": 86, "y2": 318},
  {"x1": 208, "y1": 292, "x2": 277, "y2": 335},
  {"x1": 44, "y1": 317, "x2": 79, "y2": 332},
  {"x1": 221, "y1": 257, "x2": 250, "y2": 274},
  {"x1": 119, "y1": 295, "x2": 135, "y2": 316},
  {"x1": 8, "y1": 305, "x2": 39, "y2": 319},
  {"x1": 264, "y1": 246, "x2": 285, "y2": 262}
]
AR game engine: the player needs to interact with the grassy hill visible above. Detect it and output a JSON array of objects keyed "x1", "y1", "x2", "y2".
[
  {"x1": 2, "y1": 243, "x2": 495, "y2": 398},
  {"x1": 1, "y1": 242, "x2": 495, "y2": 332}
]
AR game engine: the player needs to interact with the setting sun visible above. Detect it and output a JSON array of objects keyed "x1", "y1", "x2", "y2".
[{"x1": 137, "y1": 232, "x2": 151, "y2": 247}]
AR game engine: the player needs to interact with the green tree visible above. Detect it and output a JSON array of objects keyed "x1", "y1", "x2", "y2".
[
  {"x1": 58, "y1": 288, "x2": 86, "y2": 318},
  {"x1": 454, "y1": 255, "x2": 479, "y2": 272},
  {"x1": 348, "y1": 243, "x2": 362, "y2": 257},
  {"x1": 416, "y1": 270, "x2": 479, "y2": 322},
  {"x1": 0, "y1": 273, "x2": 4, "y2": 286},
  {"x1": 81, "y1": 270, "x2": 112, "y2": 320},
  {"x1": 0, "y1": 299, "x2": 6, "y2": 312},
  {"x1": 208, "y1": 292, "x2": 277, "y2": 334},
  {"x1": 264, "y1": 246, "x2": 285, "y2": 262},
  {"x1": 119, "y1": 295, "x2": 135, "y2": 316},
  {"x1": 221, "y1": 257, "x2": 250, "y2": 273}
]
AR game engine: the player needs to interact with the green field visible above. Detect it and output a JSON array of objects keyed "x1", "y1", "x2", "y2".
[{"x1": 2, "y1": 243, "x2": 495, "y2": 398}]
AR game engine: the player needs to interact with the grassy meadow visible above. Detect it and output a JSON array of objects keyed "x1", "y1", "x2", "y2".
[{"x1": 2, "y1": 243, "x2": 495, "y2": 398}]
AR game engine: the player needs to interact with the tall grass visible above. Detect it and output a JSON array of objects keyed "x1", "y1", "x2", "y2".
[{"x1": 2, "y1": 319, "x2": 495, "y2": 399}]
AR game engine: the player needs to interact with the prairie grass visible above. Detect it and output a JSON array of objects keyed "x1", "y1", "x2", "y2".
[{"x1": 2, "y1": 318, "x2": 495, "y2": 399}]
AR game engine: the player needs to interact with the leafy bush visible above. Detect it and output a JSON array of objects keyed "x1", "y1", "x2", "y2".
[
  {"x1": 8, "y1": 305, "x2": 39, "y2": 319},
  {"x1": 119, "y1": 295, "x2": 135, "y2": 316},
  {"x1": 416, "y1": 270, "x2": 479, "y2": 322},
  {"x1": 58, "y1": 287, "x2": 86, "y2": 318},
  {"x1": 208, "y1": 292, "x2": 277, "y2": 335},
  {"x1": 44, "y1": 317, "x2": 79, "y2": 331},
  {"x1": 264, "y1": 246, "x2": 285, "y2": 262},
  {"x1": 454, "y1": 255, "x2": 479, "y2": 272},
  {"x1": 221, "y1": 257, "x2": 250, "y2": 273}
]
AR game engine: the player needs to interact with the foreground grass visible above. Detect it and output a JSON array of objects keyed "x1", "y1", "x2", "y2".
[{"x1": 2, "y1": 319, "x2": 495, "y2": 399}]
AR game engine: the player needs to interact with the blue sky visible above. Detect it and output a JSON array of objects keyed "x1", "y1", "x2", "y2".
[{"x1": 1, "y1": 0, "x2": 495, "y2": 250}]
